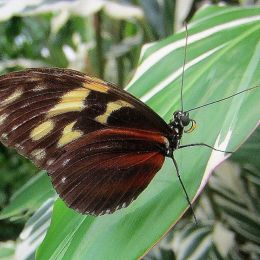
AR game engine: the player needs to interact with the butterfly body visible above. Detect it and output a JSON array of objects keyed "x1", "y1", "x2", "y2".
[{"x1": 0, "y1": 68, "x2": 191, "y2": 215}]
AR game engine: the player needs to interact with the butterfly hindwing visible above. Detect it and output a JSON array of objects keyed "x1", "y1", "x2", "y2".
[
  {"x1": 0, "y1": 68, "x2": 170, "y2": 214},
  {"x1": 47, "y1": 128, "x2": 166, "y2": 215}
]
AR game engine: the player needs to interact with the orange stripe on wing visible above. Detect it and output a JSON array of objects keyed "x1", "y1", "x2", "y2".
[{"x1": 67, "y1": 127, "x2": 169, "y2": 152}]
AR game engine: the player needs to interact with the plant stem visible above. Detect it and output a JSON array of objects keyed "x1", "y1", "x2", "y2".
[{"x1": 94, "y1": 11, "x2": 104, "y2": 78}]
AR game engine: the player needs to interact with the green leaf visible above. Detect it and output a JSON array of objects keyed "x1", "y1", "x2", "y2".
[
  {"x1": 242, "y1": 242, "x2": 260, "y2": 258},
  {"x1": 0, "y1": 171, "x2": 55, "y2": 220},
  {"x1": 0, "y1": 241, "x2": 15, "y2": 260},
  {"x1": 0, "y1": 0, "x2": 104, "y2": 22},
  {"x1": 15, "y1": 199, "x2": 54, "y2": 260},
  {"x1": 175, "y1": 225, "x2": 212, "y2": 260},
  {"x1": 232, "y1": 127, "x2": 260, "y2": 170},
  {"x1": 139, "y1": 0, "x2": 174, "y2": 38},
  {"x1": 37, "y1": 6, "x2": 260, "y2": 260},
  {"x1": 0, "y1": 0, "x2": 143, "y2": 23},
  {"x1": 218, "y1": 197, "x2": 260, "y2": 244}
]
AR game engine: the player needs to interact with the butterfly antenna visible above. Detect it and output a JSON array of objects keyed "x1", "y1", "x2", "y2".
[
  {"x1": 186, "y1": 85, "x2": 259, "y2": 113},
  {"x1": 180, "y1": 23, "x2": 188, "y2": 112},
  {"x1": 172, "y1": 156, "x2": 198, "y2": 224}
]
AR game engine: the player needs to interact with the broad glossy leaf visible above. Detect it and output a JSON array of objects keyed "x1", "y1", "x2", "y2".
[{"x1": 37, "y1": 6, "x2": 260, "y2": 259}]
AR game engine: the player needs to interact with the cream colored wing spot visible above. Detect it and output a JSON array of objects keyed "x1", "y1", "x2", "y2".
[
  {"x1": 30, "y1": 120, "x2": 55, "y2": 141},
  {"x1": 46, "y1": 159, "x2": 55, "y2": 166},
  {"x1": 95, "y1": 100, "x2": 134, "y2": 124},
  {"x1": 58, "y1": 121, "x2": 83, "y2": 147},
  {"x1": 47, "y1": 88, "x2": 90, "y2": 117},
  {"x1": 1, "y1": 133, "x2": 8, "y2": 142},
  {"x1": 1, "y1": 88, "x2": 23, "y2": 106},
  {"x1": 31, "y1": 148, "x2": 46, "y2": 161},
  {"x1": 0, "y1": 114, "x2": 8, "y2": 126},
  {"x1": 83, "y1": 81, "x2": 109, "y2": 93},
  {"x1": 33, "y1": 84, "x2": 46, "y2": 92}
]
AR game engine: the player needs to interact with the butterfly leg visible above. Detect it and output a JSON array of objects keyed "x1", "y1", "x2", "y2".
[
  {"x1": 171, "y1": 156, "x2": 198, "y2": 224},
  {"x1": 178, "y1": 143, "x2": 232, "y2": 153}
]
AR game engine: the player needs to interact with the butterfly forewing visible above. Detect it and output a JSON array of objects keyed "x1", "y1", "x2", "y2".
[{"x1": 0, "y1": 68, "x2": 170, "y2": 215}]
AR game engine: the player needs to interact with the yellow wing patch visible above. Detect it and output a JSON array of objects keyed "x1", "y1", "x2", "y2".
[
  {"x1": 83, "y1": 81, "x2": 109, "y2": 93},
  {"x1": 58, "y1": 121, "x2": 83, "y2": 147},
  {"x1": 2, "y1": 88, "x2": 23, "y2": 106},
  {"x1": 47, "y1": 88, "x2": 90, "y2": 117},
  {"x1": 95, "y1": 100, "x2": 134, "y2": 124},
  {"x1": 30, "y1": 120, "x2": 55, "y2": 141}
]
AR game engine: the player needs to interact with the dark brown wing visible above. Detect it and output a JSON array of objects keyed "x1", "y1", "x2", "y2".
[
  {"x1": 47, "y1": 128, "x2": 166, "y2": 215},
  {"x1": 0, "y1": 68, "x2": 170, "y2": 167},
  {"x1": 0, "y1": 68, "x2": 170, "y2": 214}
]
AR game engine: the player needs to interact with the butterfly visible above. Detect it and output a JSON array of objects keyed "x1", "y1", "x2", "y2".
[
  {"x1": 0, "y1": 67, "x2": 201, "y2": 216},
  {"x1": 1, "y1": 68, "x2": 256, "y2": 217}
]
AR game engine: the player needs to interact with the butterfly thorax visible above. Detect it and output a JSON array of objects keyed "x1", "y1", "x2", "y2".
[{"x1": 167, "y1": 110, "x2": 194, "y2": 157}]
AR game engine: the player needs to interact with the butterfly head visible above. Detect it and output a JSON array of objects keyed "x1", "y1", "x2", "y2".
[{"x1": 169, "y1": 111, "x2": 196, "y2": 135}]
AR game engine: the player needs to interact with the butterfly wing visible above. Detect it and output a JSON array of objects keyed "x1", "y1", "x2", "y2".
[
  {"x1": 0, "y1": 68, "x2": 170, "y2": 214},
  {"x1": 47, "y1": 128, "x2": 166, "y2": 215}
]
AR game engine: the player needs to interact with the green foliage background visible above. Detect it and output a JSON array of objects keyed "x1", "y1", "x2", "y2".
[{"x1": 0, "y1": 1, "x2": 259, "y2": 259}]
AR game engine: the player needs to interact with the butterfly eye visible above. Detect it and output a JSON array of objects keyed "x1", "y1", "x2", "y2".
[
  {"x1": 180, "y1": 114, "x2": 190, "y2": 127},
  {"x1": 184, "y1": 119, "x2": 196, "y2": 133}
]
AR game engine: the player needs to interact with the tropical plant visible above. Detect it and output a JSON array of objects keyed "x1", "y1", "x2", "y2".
[{"x1": 0, "y1": 1, "x2": 259, "y2": 259}]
